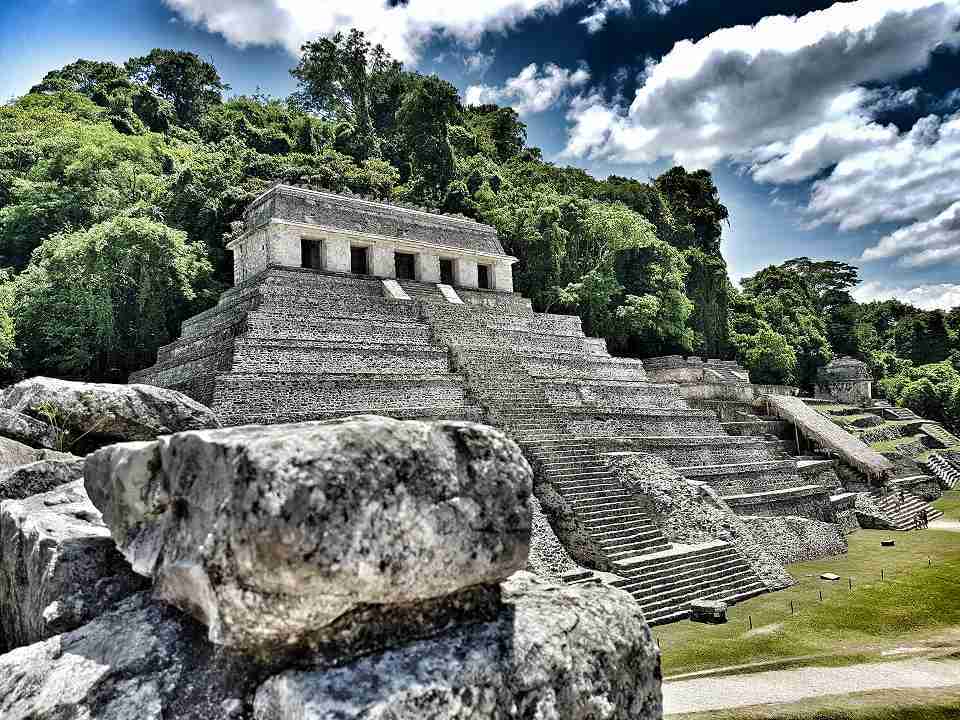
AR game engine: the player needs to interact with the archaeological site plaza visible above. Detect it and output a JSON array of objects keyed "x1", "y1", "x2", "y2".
[{"x1": 132, "y1": 184, "x2": 954, "y2": 626}]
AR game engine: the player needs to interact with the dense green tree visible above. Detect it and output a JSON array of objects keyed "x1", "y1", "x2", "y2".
[
  {"x1": 291, "y1": 30, "x2": 392, "y2": 160},
  {"x1": 396, "y1": 75, "x2": 460, "y2": 203},
  {"x1": 126, "y1": 49, "x2": 229, "y2": 128},
  {"x1": 881, "y1": 361, "x2": 960, "y2": 432},
  {"x1": 13, "y1": 216, "x2": 211, "y2": 379}
]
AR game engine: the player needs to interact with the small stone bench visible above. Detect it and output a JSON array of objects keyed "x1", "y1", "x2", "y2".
[{"x1": 689, "y1": 599, "x2": 728, "y2": 624}]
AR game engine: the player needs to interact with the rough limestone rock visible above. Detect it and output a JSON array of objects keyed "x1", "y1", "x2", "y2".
[
  {"x1": 2, "y1": 376, "x2": 220, "y2": 450},
  {"x1": 0, "y1": 436, "x2": 45, "y2": 470},
  {"x1": 609, "y1": 453, "x2": 793, "y2": 590},
  {"x1": 526, "y1": 495, "x2": 587, "y2": 582},
  {"x1": 741, "y1": 515, "x2": 848, "y2": 565},
  {"x1": 0, "y1": 457, "x2": 84, "y2": 500},
  {"x1": 86, "y1": 416, "x2": 532, "y2": 651},
  {"x1": 253, "y1": 572, "x2": 662, "y2": 720},
  {"x1": 0, "y1": 409, "x2": 59, "y2": 449},
  {"x1": 0, "y1": 593, "x2": 270, "y2": 720},
  {"x1": 0, "y1": 480, "x2": 147, "y2": 651},
  {"x1": 853, "y1": 492, "x2": 897, "y2": 530}
]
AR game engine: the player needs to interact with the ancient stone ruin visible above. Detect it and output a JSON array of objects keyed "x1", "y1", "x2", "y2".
[
  {"x1": 0, "y1": 186, "x2": 953, "y2": 717},
  {"x1": 816, "y1": 356, "x2": 873, "y2": 406},
  {"x1": 131, "y1": 185, "x2": 860, "y2": 623}
]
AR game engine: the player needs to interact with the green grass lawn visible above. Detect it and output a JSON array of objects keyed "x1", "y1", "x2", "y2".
[
  {"x1": 654, "y1": 528, "x2": 960, "y2": 677},
  {"x1": 670, "y1": 686, "x2": 960, "y2": 720},
  {"x1": 932, "y1": 490, "x2": 960, "y2": 520}
]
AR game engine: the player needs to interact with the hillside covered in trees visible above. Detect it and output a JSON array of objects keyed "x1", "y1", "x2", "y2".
[{"x1": 2, "y1": 31, "x2": 960, "y2": 430}]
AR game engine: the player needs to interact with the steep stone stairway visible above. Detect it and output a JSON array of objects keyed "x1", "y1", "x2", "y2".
[
  {"x1": 872, "y1": 487, "x2": 943, "y2": 529},
  {"x1": 925, "y1": 453, "x2": 960, "y2": 489},
  {"x1": 419, "y1": 302, "x2": 768, "y2": 624}
]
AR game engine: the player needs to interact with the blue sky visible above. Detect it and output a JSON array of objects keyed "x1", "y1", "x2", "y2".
[{"x1": 2, "y1": 0, "x2": 960, "y2": 308}]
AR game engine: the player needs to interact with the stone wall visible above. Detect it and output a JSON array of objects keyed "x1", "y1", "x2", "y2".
[{"x1": 244, "y1": 185, "x2": 505, "y2": 255}]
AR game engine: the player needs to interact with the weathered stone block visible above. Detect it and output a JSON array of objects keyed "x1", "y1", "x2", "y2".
[
  {"x1": 85, "y1": 416, "x2": 532, "y2": 650},
  {"x1": 2, "y1": 377, "x2": 220, "y2": 450},
  {"x1": 253, "y1": 573, "x2": 663, "y2": 720},
  {"x1": 0, "y1": 409, "x2": 59, "y2": 449},
  {"x1": 0, "y1": 458, "x2": 84, "y2": 501},
  {"x1": 0, "y1": 594, "x2": 269, "y2": 720},
  {"x1": 0, "y1": 480, "x2": 146, "y2": 651}
]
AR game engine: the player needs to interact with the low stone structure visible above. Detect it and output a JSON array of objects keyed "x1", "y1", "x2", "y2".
[
  {"x1": 816, "y1": 356, "x2": 873, "y2": 405},
  {"x1": 128, "y1": 191, "x2": 864, "y2": 624},
  {"x1": 0, "y1": 415, "x2": 663, "y2": 719}
]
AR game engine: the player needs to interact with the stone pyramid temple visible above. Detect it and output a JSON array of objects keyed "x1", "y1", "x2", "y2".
[{"x1": 133, "y1": 184, "x2": 853, "y2": 624}]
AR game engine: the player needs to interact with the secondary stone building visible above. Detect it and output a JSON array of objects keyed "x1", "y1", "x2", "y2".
[
  {"x1": 816, "y1": 356, "x2": 873, "y2": 405},
  {"x1": 132, "y1": 186, "x2": 855, "y2": 624}
]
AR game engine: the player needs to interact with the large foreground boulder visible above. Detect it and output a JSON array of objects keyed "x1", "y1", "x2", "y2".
[
  {"x1": 0, "y1": 575, "x2": 662, "y2": 720},
  {"x1": 0, "y1": 480, "x2": 146, "y2": 651},
  {"x1": 0, "y1": 593, "x2": 270, "y2": 720},
  {"x1": 0, "y1": 409, "x2": 59, "y2": 449},
  {"x1": 0, "y1": 457, "x2": 84, "y2": 500},
  {"x1": 254, "y1": 572, "x2": 661, "y2": 720},
  {"x1": 2, "y1": 377, "x2": 220, "y2": 450},
  {"x1": 86, "y1": 416, "x2": 532, "y2": 651}
]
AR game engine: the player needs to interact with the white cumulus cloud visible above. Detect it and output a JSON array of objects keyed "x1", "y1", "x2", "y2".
[
  {"x1": 465, "y1": 62, "x2": 590, "y2": 115},
  {"x1": 562, "y1": 0, "x2": 960, "y2": 173},
  {"x1": 561, "y1": 0, "x2": 960, "y2": 269},
  {"x1": 861, "y1": 200, "x2": 960, "y2": 267},
  {"x1": 163, "y1": 0, "x2": 578, "y2": 63},
  {"x1": 579, "y1": 0, "x2": 630, "y2": 33},
  {"x1": 853, "y1": 281, "x2": 960, "y2": 310},
  {"x1": 647, "y1": 0, "x2": 688, "y2": 15}
]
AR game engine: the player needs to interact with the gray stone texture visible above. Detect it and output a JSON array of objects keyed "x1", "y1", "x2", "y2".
[
  {"x1": 244, "y1": 185, "x2": 506, "y2": 255},
  {"x1": 0, "y1": 457, "x2": 84, "y2": 500},
  {"x1": 526, "y1": 495, "x2": 587, "y2": 582},
  {"x1": 85, "y1": 416, "x2": 532, "y2": 651},
  {"x1": 0, "y1": 480, "x2": 146, "y2": 651},
  {"x1": 853, "y1": 493, "x2": 897, "y2": 530},
  {"x1": 0, "y1": 409, "x2": 59, "y2": 449},
  {"x1": 253, "y1": 572, "x2": 662, "y2": 720},
  {"x1": 0, "y1": 593, "x2": 271, "y2": 720},
  {"x1": 740, "y1": 516, "x2": 848, "y2": 565},
  {"x1": 0, "y1": 436, "x2": 47, "y2": 470},
  {"x1": 608, "y1": 453, "x2": 793, "y2": 590},
  {"x1": 1, "y1": 377, "x2": 220, "y2": 450}
]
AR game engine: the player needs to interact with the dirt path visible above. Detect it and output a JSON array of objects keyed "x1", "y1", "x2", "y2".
[
  {"x1": 930, "y1": 519, "x2": 960, "y2": 532},
  {"x1": 663, "y1": 657, "x2": 960, "y2": 715}
]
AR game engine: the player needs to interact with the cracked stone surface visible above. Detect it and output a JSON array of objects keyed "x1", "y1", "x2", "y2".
[
  {"x1": 0, "y1": 480, "x2": 146, "y2": 652},
  {"x1": 85, "y1": 416, "x2": 533, "y2": 651},
  {"x1": 254, "y1": 572, "x2": 662, "y2": 720}
]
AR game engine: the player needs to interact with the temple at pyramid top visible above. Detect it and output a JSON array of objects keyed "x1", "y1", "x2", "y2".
[{"x1": 230, "y1": 183, "x2": 517, "y2": 292}]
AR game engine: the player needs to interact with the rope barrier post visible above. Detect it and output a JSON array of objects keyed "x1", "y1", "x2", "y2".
[
  {"x1": 849, "y1": 578, "x2": 852, "y2": 590},
  {"x1": 749, "y1": 615, "x2": 753, "y2": 631},
  {"x1": 819, "y1": 590, "x2": 823, "y2": 602},
  {"x1": 790, "y1": 600, "x2": 794, "y2": 615}
]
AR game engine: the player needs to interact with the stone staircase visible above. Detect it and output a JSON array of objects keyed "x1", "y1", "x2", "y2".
[
  {"x1": 872, "y1": 486, "x2": 943, "y2": 530},
  {"x1": 921, "y1": 423, "x2": 960, "y2": 449},
  {"x1": 881, "y1": 407, "x2": 919, "y2": 421},
  {"x1": 397, "y1": 280, "x2": 447, "y2": 302},
  {"x1": 925, "y1": 452, "x2": 960, "y2": 489},
  {"x1": 418, "y1": 302, "x2": 768, "y2": 624}
]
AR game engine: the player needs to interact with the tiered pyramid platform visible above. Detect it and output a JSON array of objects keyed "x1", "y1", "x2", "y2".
[{"x1": 134, "y1": 266, "x2": 833, "y2": 623}]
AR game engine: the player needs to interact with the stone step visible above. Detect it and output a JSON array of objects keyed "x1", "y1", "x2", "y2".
[
  {"x1": 637, "y1": 569, "x2": 760, "y2": 613},
  {"x1": 643, "y1": 582, "x2": 769, "y2": 625},
  {"x1": 611, "y1": 543, "x2": 730, "y2": 573},
  {"x1": 582, "y1": 512, "x2": 657, "y2": 531},
  {"x1": 616, "y1": 556, "x2": 748, "y2": 592},
  {"x1": 605, "y1": 538, "x2": 674, "y2": 559},
  {"x1": 564, "y1": 489, "x2": 633, "y2": 503},
  {"x1": 577, "y1": 502, "x2": 645, "y2": 519},
  {"x1": 592, "y1": 524, "x2": 662, "y2": 542}
]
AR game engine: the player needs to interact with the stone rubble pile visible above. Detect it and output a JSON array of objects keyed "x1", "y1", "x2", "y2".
[{"x1": 0, "y1": 379, "x2": 663, "y2": 720}]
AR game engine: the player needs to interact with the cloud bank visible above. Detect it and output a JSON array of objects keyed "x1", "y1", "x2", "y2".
[
  {"x1": 164, "y1": 0, "x2": 577, "y2": 63},
  {"x1": 853, "y1": 281, "x2": 960, "y2": 310},
  {"x1": 466, "y1": 63, "x2": 590, "y2": 115},
  {"x1": 561, "y1": 0, "x2": 960, "y2": 270}
]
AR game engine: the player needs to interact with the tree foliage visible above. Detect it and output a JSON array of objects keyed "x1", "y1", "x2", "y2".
[{"x1": 2, "y1": 29, "x2": 958, "y2": 389}]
